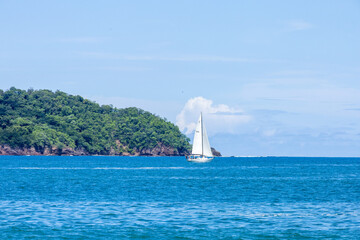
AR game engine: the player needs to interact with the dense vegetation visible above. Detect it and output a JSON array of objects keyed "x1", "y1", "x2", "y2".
[{"x1": 0, "y1": 87, "x2": 190, "y2": 155}]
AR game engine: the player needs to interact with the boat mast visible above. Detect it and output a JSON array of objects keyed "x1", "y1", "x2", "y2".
[{"x1": 201, "y1": 112, "x2": 203, "y2": 156}]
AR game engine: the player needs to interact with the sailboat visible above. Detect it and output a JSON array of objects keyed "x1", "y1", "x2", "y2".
[{"x1": 186, "y1": 113, "x2": 214, "y2": 163}]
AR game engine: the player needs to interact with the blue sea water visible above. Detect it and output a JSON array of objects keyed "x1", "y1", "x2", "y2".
[{"x1": 0, "y1": 156, "x2": 359, "y2": 239}]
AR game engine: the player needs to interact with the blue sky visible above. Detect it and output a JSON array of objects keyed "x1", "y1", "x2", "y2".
[{"x1": 1, "y1": 0, "x2": 360, "y2": 156}]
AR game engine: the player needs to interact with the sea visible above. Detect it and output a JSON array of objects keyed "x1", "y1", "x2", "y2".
[{"x1": 0, "y1": 156, "x2": 359, "y2": 239}]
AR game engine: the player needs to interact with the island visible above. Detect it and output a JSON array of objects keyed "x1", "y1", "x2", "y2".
[{"x1": 0, "y1": 87, "x2": 221, "y2": 157}]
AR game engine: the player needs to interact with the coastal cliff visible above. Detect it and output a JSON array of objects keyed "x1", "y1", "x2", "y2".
[
  {"x1": 0, "y1": 143, "x2": 184, "y2": 156},
  {"x1": 211, "y1": 147, "x2": 222, "y2": 157},
  {"x1": 0, "y1": 144, "x2": 221, "y2": 157}
]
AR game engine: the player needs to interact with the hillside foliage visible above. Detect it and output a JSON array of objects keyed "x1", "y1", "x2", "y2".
[{"x1": 0, "y1": 87, "x2": 190, "y2": 155}]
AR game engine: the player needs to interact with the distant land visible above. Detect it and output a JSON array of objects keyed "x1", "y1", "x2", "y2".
[{"x1": 0, "y1": 87, "x2": 221, "y2": 157}]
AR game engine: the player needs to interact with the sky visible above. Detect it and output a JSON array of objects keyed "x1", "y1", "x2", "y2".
[{"x1": 1, "y1": 0, "x2": 360, "y2": 156}]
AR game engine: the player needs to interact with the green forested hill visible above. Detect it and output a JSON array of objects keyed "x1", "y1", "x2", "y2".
[{"x1": 0, "y1": 87, "x2": 190, "y2": 155}]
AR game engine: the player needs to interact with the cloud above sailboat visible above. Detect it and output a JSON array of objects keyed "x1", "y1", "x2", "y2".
[{"x1": 176, "y1": 97, "x2": 251, "y2": 135}]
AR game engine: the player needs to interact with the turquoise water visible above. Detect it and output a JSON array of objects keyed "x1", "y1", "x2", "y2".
[{"x1": 0, "y1": 156, "x2": 359, "y2": 239}]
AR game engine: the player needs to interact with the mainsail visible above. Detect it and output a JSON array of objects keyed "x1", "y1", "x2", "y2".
[{"x1": 191, "y1": 113, "x2": 213, "y2": 157}]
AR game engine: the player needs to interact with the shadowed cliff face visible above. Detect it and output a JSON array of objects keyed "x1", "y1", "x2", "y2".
[
  {"x1": 0, "y1": 144, "x2": 189, "y2": 156},
  {"x1": 211, "y1": 147, "x2": 222, "y2": 157},
  {"x1": 0, "y1": 145, "x2": 87, "y2": 156},
  {"x1": 0, "y1": 144, "x2": 221, "y2": 157}
]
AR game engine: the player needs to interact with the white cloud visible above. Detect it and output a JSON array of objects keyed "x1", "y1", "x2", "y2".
[
  {"x1": 176, "y1": 97, "x2": 251, "y2": 135},
  {"x1": 59, "y1": 37, "x2": 105, "y2": 43},
  {"x1": 287, "y1": 20, "x2": 313, "y2": 31},
  {"x1": 124, "y1": 55, "x2": 255, "y2": 63},
  {"x1": 263, "y1": 129, "x2": 277, "y2": 137},
  {"x1": 98, "y1": 66, "x2": 152, "y2": 72},
  {"x1": 80, "y1": 52, "x2": 256, "y2": 63}
]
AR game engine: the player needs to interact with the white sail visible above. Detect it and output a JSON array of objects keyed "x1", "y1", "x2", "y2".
[
  {"x1": 202, "y1": 123, "x2": 213, "y2": 157},
  {"x1": 191, "y1": 115, "x2": 203, "y2": 155},
  {"x1": 191, "y1": 113, "x2": 213, "y2": 157}
]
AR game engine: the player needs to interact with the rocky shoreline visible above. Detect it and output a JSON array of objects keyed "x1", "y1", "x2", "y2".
[{"x1": 0, "y1": 145, "x2": 221, "y2": 157}]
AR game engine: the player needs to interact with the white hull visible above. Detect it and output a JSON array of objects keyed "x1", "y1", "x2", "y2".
[{"x1": 187, "y1": 155, "x2": 214, "y2": 163}]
